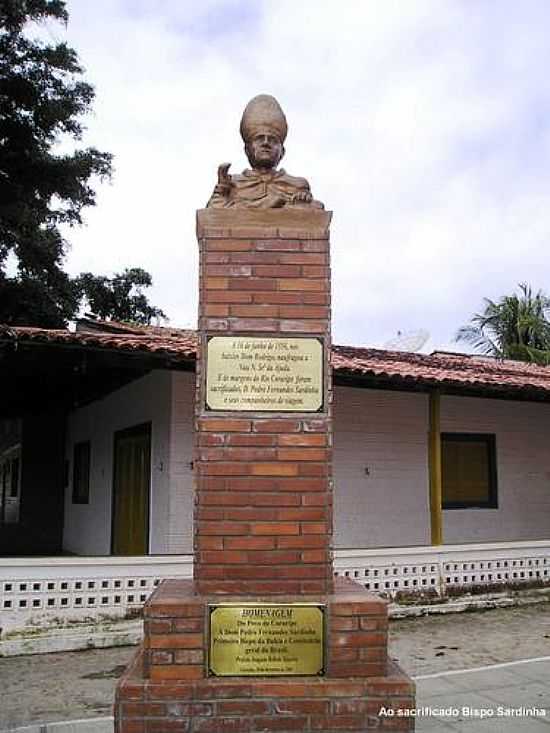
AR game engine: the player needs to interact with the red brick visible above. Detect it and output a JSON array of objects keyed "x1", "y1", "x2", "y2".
[
  {"x1": 302, "y1": 522, "x2": 328, "y2": 534},
  {"x1": 302, "y1": 265, "x2": 330, "y2": 278},
  {"x1": 195, "y1": 537, "x2": 223, "y2": 550},
  {"x1": 226, "y1": 434, "x2": 276, "y2": 447},
  {"x1": 146, "y1": 722, "x2": 190, "y2": 733},
  {"x1": 255, "y1": 239, "x2": 301, "y2": 251},
  {"x1": 200, "y1": 463, "x2": 248, "y2": 476},
  {"x1": 330, "y1": 631, "x2": 387, "y2": 647},
  {"x1": 276, "y1": 508, "x2": 325, "y2": 521},
  {"x1": 199, "y1": 419, "x2": 251, "y2": 432},
  {"x1": 174, "y1": 649, "x2": 204, "y2": 664},
  {"x1": 205, "y1": 277, "x2": 228, "y2": 289},
  {"x1": 252, "y1": 419, "x2": 301, "y2": 433},
  {"x1": 223, "y1": 537, "x2": 275, "y2": 550},
  {"x1": 279, "y1": 278, "x2": 324, "y2": 291},
  {"x1": 230, "y1": 251, "x2": 281, "y2": 264},
  {"x1": 149, "y1": 665, "x2": 203, "y2": 681},
  {"x1": 249, "y1": 463, "x2": 299, "y2": 476},
  {"x1": 310, "y1": 714, "x2": 366, "y2": 730},
  {"x1": 303, "y1": 292, "x2": 330, "y2": 305},
  {"x1": 251, "y1": 522, "x2": 300, "y2": 535},
  {"x1": 224, "y1": 477, "x2": 278, "y2": 491},
  {"x1": 252, "y1": 264, "x2": 301, "y2": 277},
  {"x1": 206, "y1": 265, "x2": 252, "y2": 277},
  {"x1": 222, "y1": 507, "x2": 277, "y2": 521},
  {"x1": 205, "y1": 252, "x2": 230, "y2": 263},
  {"x1": 205, "y1": 291, "x2": 252, "y2": 303},
  {"x1": 273, "y1": 700, "x2": 329, "y2": 715},
  {"x1": 331, "y1": 617, "x2": 359, "y2": 631},
  {"x1": 148, "y1": 619, "x2": 172, "y2": 634},
  {"x1": 277, "y1": 447, "x2": 327, "y2": 461},
  {"x1": 252, "y1": 292, "x2": 302, "y2": 304},
  {"x1": 277, "y1": 535, "x2": 327, "y2": 549},
  {"x1": 198, "y1": 433, "x2": 225, "y2": 446},
  {"x1": 149, "y1": 633, "x2": 203, "y2": 649},
  {"x1": 216, "y1": 701, "x2": 270, "y2": 715},
  {"x1": 330, "y1": 648, "x2": 359, "y2": 662},
  {"x1": 251, "y1": 717, "x2": 307, "y2": 731},
  {"x1": 302, "y1": 240, "x2": 329, "y2": 252},
  {"x1": 204, "y1": 304, "x2": 229, "y2": 317},
  {"x1": 278, "y1": 433, "x2": 326, "y2": 446},
  {"x1": 173, "y1": 618, "x2": 203, "y2": 633},
  {"x1": 228, "y1": 277, "x2": 277, "y2": 291},
  {"x1": 150, "y1": 651, "x2": 173, "y2": 664},
  {"x1": 280, "y1": 319, "x2": 326, "y2": 333},
  {"x1": 199, "y1": 550, "x2": 248, "y2": 563},
  {"x1": 279, "y1": 253, "x2": 327, "y2": 264},
  {"x1": 206, "y1": 240, "x2": 252, "y2": 251},
  {"x1": 228, "y1": 304, "x2": 279, "y2": 318},
  {"x1": 199, "y1": 521, "x2": 249, "y2": 535},
  {"x1": 279, "y1": 305, "x2": 328, "y2": 318},
  {"x1": 302, "y1": 549, "x2": 330, "y2": 563},
  {"x1": 193, "y1": 718, "x2": 251, "y2": 733}
]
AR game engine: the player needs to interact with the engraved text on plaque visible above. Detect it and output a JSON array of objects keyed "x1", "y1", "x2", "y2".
[
  {"x1": 209, "y1": 603, "x2": 325, "y2": 677},
  {"x1": 206, "y1": 336, "x2": 323, "y2": 412}
]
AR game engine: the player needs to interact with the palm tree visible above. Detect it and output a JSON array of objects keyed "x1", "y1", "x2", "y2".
[{"x1": 455, "y1": 283, "x2": 550, "y2": 365}]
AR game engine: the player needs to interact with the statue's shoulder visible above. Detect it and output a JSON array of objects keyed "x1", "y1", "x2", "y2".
[{"x1": 276, "y1": 169, "x2": 311, "y2": 190}]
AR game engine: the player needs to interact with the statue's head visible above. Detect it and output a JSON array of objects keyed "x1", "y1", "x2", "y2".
[{"x1": 240, "y1": 94, "x2": 287, "y2": 170}]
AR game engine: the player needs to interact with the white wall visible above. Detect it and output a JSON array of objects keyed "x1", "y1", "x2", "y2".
[
  {"x1": 167, "y1": 371, "x2": 195, "y2": 553},
  {"x1": 441, "y1": 395, "x2": 550, "y2": 543},
  {"x1": 64, "y1": 371, "x2": 172, "y2": 555},
  {"x1": 333, "y1": 386, "x2": 431, "y2": 548}
]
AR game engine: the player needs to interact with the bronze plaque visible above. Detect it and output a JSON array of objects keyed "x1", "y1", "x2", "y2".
[
  {"x1": 206, "y1": 336, "x2": 323, "y2": 412},
  {"x1": 209, "y1": 603, "x2": 325, "y2": 677}
]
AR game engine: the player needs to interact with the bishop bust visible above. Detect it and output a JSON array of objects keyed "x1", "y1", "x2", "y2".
[{"x1": 207, "y1": 94, "x2": 323, "y2": 210}]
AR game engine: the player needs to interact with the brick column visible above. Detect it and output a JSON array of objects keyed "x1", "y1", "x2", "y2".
[{"x1": 193, "y1": 208, "x2": 333, "y2": 595}]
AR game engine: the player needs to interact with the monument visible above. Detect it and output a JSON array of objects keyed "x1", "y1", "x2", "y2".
[{"x1": 115, "y1": 95, "x2": 415, "y2": 732}]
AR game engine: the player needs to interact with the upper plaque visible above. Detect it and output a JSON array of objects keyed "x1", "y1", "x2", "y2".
[
  {"x1": 206, "y1": 94, "x2": 324, "y2": 210},
  {"x1": 206, "y1": 336, "x2": 323, "y2": 412}
]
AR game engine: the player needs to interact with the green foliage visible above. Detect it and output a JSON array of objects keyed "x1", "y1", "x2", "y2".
[
  {"x1": 0, "y1": 1, "x2": 166, "y2": 328},
  {"x1": 76, "y1": 268, "x2": 167, "y2": 326},
  {"x1": 456, "y1": 283, "x2": 550, "y2": 365}
]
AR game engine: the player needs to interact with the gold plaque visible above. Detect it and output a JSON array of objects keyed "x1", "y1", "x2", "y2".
[
  {"x1": 209, "y1": 603, "x2": 325, "y2": 677},
  {"x1": 206, "y1": 336, "x2": 323, "y2": 412}
]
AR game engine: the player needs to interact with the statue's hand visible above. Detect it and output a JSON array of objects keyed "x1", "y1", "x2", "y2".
[
  {"x1": 291, "y1": 190, "x2": 313, "y2": 204},
  {"x1": 215, "y1": 162, "x2": 232, "y2": 197}
]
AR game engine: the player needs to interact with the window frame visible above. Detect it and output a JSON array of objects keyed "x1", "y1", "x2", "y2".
[
  {"x1": 72, "y1": 440, "x2": 91, "y2": 505},
  {"x1": 441, "y1": 432, "x2": 498, "y2": 510}
]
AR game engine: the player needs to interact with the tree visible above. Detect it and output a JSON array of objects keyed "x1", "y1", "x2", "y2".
[
  {"x1": 76, "y1": 268, "x2": 167, "y2": 325},
  {"x1": 0, "y1": 1, "x2": 165, "y2": 327},
  {"x1": 455, "y1": 283, "x2": 550, "y2": 365}
]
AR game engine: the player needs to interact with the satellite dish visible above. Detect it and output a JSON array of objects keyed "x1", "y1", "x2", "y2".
[{"x1": 384, "y1": 329, "x2": 430, "y2": 353}]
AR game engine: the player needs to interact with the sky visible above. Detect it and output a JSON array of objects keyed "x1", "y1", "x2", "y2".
[{"x1": 44, "y1": 0, "x2": 550, "y2": 352}]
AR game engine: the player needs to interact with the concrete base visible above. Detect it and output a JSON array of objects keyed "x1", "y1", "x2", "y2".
[{"x1": 114, "y1": 577, "x2": 415, "y2": 732}]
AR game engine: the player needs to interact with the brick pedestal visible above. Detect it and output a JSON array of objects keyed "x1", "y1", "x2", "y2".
[{"x1": 115, "y1": 209, "x2": 415, "y2": 732}]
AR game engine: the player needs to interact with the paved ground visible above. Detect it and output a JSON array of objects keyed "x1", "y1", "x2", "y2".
[{"x1": 1, "y1": 602, "x2": 549, "y2": 731}]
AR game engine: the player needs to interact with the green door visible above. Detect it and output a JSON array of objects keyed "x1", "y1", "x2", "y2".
[{"x1": 111, "y1": 423, "x2": 151, "y2": 555}]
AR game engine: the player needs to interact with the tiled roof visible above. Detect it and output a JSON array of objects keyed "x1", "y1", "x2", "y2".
[
  {"x1": 3, "y1": 322, "x2": 550, "y2": 397},
  {"x1": 0, "y1": 324, "x2": 197, "y2": 360},
  {"x1": 331, "y1": 345, "x2": 550, "y2": 396}
]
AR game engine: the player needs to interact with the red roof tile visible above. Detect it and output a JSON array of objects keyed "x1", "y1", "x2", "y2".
[{"x1": 3, "y1": 323, "x2": 550, "y2": 398}]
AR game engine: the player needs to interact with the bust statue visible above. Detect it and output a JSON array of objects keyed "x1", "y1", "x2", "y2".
[{"x1": 207, "y1": 94, "x2": 323, "y2": 210}]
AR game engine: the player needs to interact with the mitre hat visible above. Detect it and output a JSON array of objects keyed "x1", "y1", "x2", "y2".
[{"x1": 240, "y1": 94, "x2": 288, "y2": 143}]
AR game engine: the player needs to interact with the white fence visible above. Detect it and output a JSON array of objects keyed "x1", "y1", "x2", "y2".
[{"x1": 1, "y1": 541, "x2": 549, "y2": 635}]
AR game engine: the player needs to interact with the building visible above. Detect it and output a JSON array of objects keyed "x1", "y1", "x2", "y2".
[{"x1": 1, "y1": 319, "x2": 550, "y2": 634}]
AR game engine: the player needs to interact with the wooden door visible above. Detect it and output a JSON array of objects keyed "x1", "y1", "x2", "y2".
[{"x1": 111, "y1": 423, "x2": 151, "y2": 555}]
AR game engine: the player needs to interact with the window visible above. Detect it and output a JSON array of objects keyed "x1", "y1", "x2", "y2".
[
  {"x1": 72, "y1": 441, "x2": 91, "y2": 504},
  {"x1": 441, "y1": 433, "x2": 497, "y2": 509},
  {"x1": 0, "y1": 446, "x2": 21, "y2": 523}
]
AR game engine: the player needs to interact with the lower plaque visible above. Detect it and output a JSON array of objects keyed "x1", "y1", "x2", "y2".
[{"x1": 209, "y1": 603, "x2": 325, "y2": 677}]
